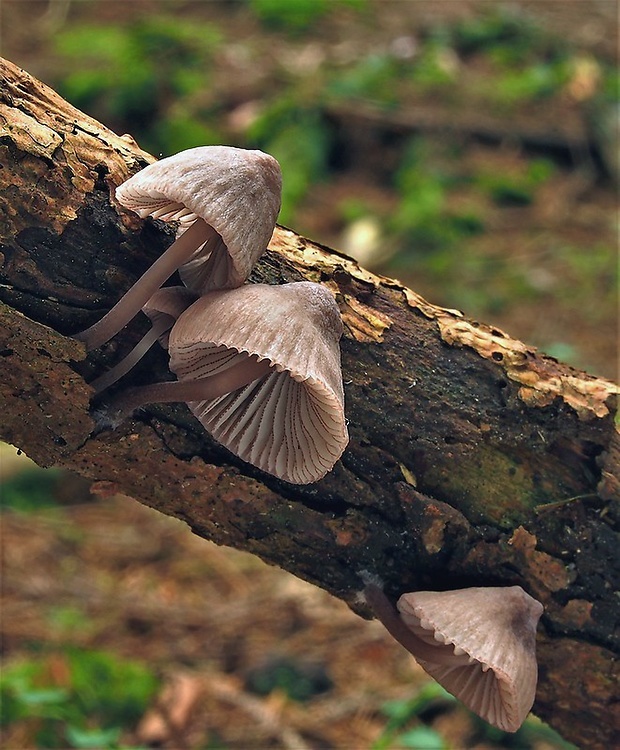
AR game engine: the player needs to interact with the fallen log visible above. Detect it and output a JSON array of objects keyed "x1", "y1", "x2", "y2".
[{"x1": 1, "y1": 57, "x2": 618, "y2": 748}]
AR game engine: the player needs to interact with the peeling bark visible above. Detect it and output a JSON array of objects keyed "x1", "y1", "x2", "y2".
[{"x1": 1, "y1": 58, "x2": 618, "y2": 748}]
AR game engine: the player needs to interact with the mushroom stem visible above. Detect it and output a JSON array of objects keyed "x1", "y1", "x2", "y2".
[
  {"x1": 104, "y1": 354, "x2": 273, "y2": 424},
  {"x1": 88, "y1": 314, "x2": 176, "y2": 394},
  {"x1": 364, "y1": 584, "x2": 472, "y2": 666},
  {"x1": 75, "y1": 218, "x2": 218, "y2": 351}
]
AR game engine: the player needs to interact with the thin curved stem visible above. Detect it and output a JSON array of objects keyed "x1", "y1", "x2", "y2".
[
  {"x1": 105, "y1": 354, "x2": 273, "y2": 424},
  {"x1": 89, "y1": 314, "x2": 176, "y2": 394},
  {"x1": 364, "y1": 584, "x2": 472, "y2": 667},
  {"x1": 75, "y1": 218, "x2": 217, "y2": 352}
]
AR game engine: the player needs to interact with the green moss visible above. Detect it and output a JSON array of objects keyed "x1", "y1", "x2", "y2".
[{"x1": 423, "y1": 445, "x2": 558, "y2": 527}]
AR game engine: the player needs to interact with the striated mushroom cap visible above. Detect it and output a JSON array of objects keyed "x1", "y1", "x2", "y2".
[
  {"x1": 397, "y1": 586, "x2": 543, "y2": 733},
  {"x1": 115, "y1": 146, "x2": 282, "y2": 290},
  {"x1": 168, "y1": 281, "x2": 348, "y2": 484}
]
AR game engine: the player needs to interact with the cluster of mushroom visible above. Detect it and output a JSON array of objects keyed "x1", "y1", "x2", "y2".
[
  {"x1": 363, "y1": 579, "x2": 544, "y2": 733},
  {"x1": 76, "y1": 146, "x2": 544, "y2": 733},
  {"x1": 75, "y1": 146, "x2": 349, "y2": 485}
]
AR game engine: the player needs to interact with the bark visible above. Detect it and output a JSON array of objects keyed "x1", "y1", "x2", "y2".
[{"x1": 1, "y1": 58, "x2": 618, "y2": 748}]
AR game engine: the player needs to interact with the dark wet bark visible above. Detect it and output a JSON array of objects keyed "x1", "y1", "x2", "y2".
[{"x1": 1, "y1": 58, "x2": 618, "y2": 749}]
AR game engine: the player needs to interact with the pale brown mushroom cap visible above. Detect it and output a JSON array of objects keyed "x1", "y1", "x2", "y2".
[
  {"x1": 168, "y1": 281, "x2": 348, "y2": 484},
  {"x1": 115, "y1": 146, "x2": 282, "y2": 290},
  {"x1": 397, "y1": 586, "x2": 544, "y2": 733}
]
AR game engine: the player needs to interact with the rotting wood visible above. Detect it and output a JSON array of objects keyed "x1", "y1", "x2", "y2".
[{"x1": 0, "y1": 57, "x2": 618, "y2": 748}]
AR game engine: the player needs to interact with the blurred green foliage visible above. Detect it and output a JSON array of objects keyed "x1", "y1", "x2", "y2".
[
  {"x1": 371, "y1": 681, "x2": 576, "y2": 750},
  {"x1": 54, "y1": 17, "x2": 223, "y2": 154},
  {"x1": 0, "y1": 648, "x2": 158, "y2": 748},
  {"x1": 409, "y1": 42, "x2": 459, "y2": 92},
  {"x1": 556, "y1": 242, "x2": 618, "y2": 322},
  {"x1": 248, "y1": 100, "x2": 331, "y2": 223},
  {"x1": 0, "y1": 467, "x2": 62, "y2": 512},
  {"x1": 50, "y1": 5, "x2": 614, "y2": 228},
  {"x1": 245, "y1": 656, "x2": 333, "y2": 702},
  {"x1": 476, "y1": 157, "x2": 556, "y2": 206},
  {"x1": 248, "y1": 0, "x2": 367, "y2": 32},
  {"x1": 452, "y1": 7, "x2": 562, "y2": 61},
  {"x1": 486, "y1": 60, "x2": 572, "y2": 107},
  {"x1": 371, "y1": 683, "x2": 454, "y2": 749},
  {"x1": 327, "y1": 53, "x2": 405, "y2": 107},
  {"x1": 325, "y1": 7, "x2": 577, "y2": 110},
  {"x1": 469, "y1": 714, "x2": 579, "y2": 750},
  {"x1": 47, "y1": 606, "x2": 95, "y2": 640},
  {"x1": 388, "y1": 137, "x2": 485, "y2": 263}
]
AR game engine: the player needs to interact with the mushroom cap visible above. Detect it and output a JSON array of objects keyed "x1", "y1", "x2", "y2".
[
  {"x1": 141, "y1": 287, "x2": 199, "y2": 349},
  {"x1": 168, "y1": 281, "x2": 348, "y2": 484},
  {"x1": 115, "y1": 146, "x2": 282, "y2": 290},
  {"x1": 397, "y1": 586, "x2": 543, "y2": 733}
]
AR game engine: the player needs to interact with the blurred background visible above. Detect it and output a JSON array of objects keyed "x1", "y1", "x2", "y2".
[{"x1": 1, "y1": 0, "x2": 617, "y2": 747}]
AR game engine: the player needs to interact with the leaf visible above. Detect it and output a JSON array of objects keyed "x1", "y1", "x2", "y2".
[
  {"x1": 397, "y1": 726, "x2": 447, "y2": 750},
  {"x1": 65, "y1": 724, "x2": 122, "y2": 749}
]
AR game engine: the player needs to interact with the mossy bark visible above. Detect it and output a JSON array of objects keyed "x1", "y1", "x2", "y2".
[{"x1": 1, "y1": 58, "x2": 618, "y2": 748}]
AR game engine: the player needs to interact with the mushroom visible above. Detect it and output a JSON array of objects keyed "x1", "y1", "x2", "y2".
[
  {"x1": 104, "y1": 281, "x2": 349, "y2": 484},
  {"x1": 75, "y1": 146, "x2": 282, "y2": 351},
  {"x1": 89, "y1": 287, "x2": 198, "y2": 394},
  {"x1": 364, "y1": 583, "x2": 543, "y2": 733}
]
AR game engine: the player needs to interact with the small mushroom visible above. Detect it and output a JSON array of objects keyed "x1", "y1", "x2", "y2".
[
  {"x1": 364, "y1": 583, "x2": 543, "y2": 733},
  {"x1": 75, "y1": 146, "x2": 282, "y2": 351},
  {"x1": 105, "y1": 281, "x2": 348, "y2": 484},
  {"x1": 89, "y1": 287, "x2": 198, "y2": 394}
]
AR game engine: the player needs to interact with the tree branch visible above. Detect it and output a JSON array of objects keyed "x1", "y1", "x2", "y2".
[{"x1": 1, "y1": 57, "x2": 618, "y2": 748}]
